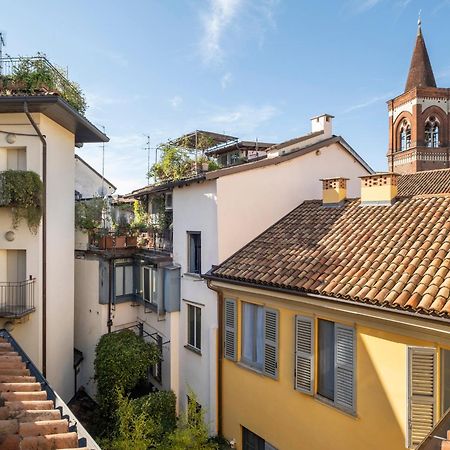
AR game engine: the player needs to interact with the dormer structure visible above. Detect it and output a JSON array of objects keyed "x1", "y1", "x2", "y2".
[{"x1": 387, "y1": 21, "x2": 450, "y2": 174}]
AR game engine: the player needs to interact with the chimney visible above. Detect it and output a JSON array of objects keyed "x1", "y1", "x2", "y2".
[
  {"x1": 321, "y1": 177, "x2": 348, "y2": 206},
  {"x1": 359, "y1": 173, "x2": 399, "y2": 205},
  {"x1": 311, "y1": 114, "x2": 334, "y2": 139}
]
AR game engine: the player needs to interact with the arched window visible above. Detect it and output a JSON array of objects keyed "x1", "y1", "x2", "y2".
[
  {"x1": 425, "y1": 116, "x2": 440, "y2": 148},
  {"x1": 399, "y1": 120, "x2": 411, "y2": 151}
]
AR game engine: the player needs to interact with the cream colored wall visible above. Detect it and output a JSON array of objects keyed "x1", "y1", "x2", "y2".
[
  {"x1": 221, "y1": 289, "x2": 448, "y2": 450},
  {"x1": 216, "y1": 142, "x2": 370, "y2": 261}
]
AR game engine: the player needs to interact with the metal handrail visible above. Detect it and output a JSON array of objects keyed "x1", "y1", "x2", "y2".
[{"x1": 0, "y1": 278, "x2": 35, "y2": 318}]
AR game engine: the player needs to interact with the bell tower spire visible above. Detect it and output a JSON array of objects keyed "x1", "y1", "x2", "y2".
[{"x1": 404, "y1": 16, "x2": 436, "y2": 92}]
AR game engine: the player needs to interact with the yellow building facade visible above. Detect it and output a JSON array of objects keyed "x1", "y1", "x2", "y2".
[{"x1": 215, "y1": 282, "x2": 450, "y2": 450}]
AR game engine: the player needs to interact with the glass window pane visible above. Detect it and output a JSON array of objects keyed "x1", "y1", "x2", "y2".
[
  {"x1": 115, "y1": 266, "x2": 123, "y2": 296},
  {"x1": 196, "y1": 306, "x2": 201, "y2": 350},
  {"x1": 124, "y1": 266, "x2": 133, "y2": 295},
  {"x1": 151, "y1": 268, "x2": 157, "y2": 302},
  {"x1": 188, "y1": 305, "x2": 195, "y2": 347},
  {"x1": 318, "y1": 319, "x2": 335, "y2": 401},
  {"x1": 255, "y1": 306, "x2": 264, "y2": 366},
  {"x1": 242, "y1": 303, "x2": 255, "y2": 363},
  {"x1": 143, "y1": 268, "x2": 150, "y2": 301},
  {"x1": 443, "y1": 349, "x2": 450, "y2": 413}
]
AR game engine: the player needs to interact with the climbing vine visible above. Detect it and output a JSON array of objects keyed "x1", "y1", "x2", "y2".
[{"x1": 0, "y1": 170, "x2": 43, "y2": 233}]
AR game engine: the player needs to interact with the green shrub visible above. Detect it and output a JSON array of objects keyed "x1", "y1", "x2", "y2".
[
  {"x1": 75, "y1": 198, "x2": 105, "y2": 230},
  {"x1": 94, "y1": 330, "x2": 159, "y2": 423},
  {"x1": 0, "y1": 170, "x2": 43, "y2": 233}
]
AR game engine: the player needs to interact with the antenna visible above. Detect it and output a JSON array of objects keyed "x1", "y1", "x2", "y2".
[
  {"x1": 145, "y1": 135, "x2": 151, "y2": 185},
  {"x1": 99, "y1": 125, "x2": 106, "y2": 197},
  {"x1": 0, "y1": 32, "x2": 6, "y2": 76}
]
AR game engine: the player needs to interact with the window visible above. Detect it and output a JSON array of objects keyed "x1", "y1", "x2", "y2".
[
  {"x1": 400, "y1": 120, "x2": 411, "y2": 151},
  {"x1": 242, "y1": 427, "x2": 277, "y2": 450},
  {"x1": 242, "y1": 303, "x2": 264, "y2": 370},
  {"x1": 165, "y1": 192, "x2": 173, "y2": 210},
  {"x1": 115, "y1": 265, "x2": 133, "y2": 297},
  {"x1": 295, "y1": 316, "x2": 355, "y2": 414},
  {"x1": 149, "y1": 334, "x2": 162, "y2": 382},
  {"x1": 187, "y1": 232, "x2": 201, "y2": 274},
  {"x1": 187, "y1": 304, "x2": 201, "y2": 351},
  {"x1": 425, "y1": 116, "x2": 440, "y2": 148},
  {"x1": 442, "y1": 349, "x2": 450, "y2": 414},
  {"x1": 142, "y1": 266, "x2": 157, "y2": 304}
]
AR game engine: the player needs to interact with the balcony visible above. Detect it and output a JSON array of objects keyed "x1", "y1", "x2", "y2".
[{"x1": 0, "y1": 279, "x2": 35, "y2": 318}]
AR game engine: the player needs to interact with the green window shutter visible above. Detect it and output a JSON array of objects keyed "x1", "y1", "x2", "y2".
[
  {"x1": 263, "y1": 308, "x2": 279, "y2": 378},
  {"x1": 334, "y1": 324, "x2": 356, "y2": 413},
  {"x1": 407, "y1": 347, "x2": 436, "y2": 448},
  {"x1": 295, "y1": 316, "x2": 315, "y2": 394},
  {"x1": 224, "y1": 299, "x2": 237, "y2": 361}
]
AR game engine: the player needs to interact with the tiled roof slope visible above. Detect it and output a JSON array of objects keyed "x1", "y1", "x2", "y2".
[
  {"x1": 398, "y1": 168, "x2": 450, "y2": 197},
  {"x1": 209, "y1": 194, "x2": 450, "y2": 318},
  {"x1": 0, "y1": 336, "x2": 88, "y2": 449}
]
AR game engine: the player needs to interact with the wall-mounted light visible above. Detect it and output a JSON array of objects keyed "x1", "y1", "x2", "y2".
[
  {"x1": 4, "y1": 230, "x2": 15, "y2": 241},
  {"x1": 5, "y1": 133, "x2": 16, "y2": 144}
]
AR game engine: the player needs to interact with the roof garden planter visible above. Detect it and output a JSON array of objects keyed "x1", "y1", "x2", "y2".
[
  {"x1": 0, "y1": 170, "x2": 43, "y2": 233},
  {"x1": 126, "y1": 235, "x2": 138, "y2": 247}
]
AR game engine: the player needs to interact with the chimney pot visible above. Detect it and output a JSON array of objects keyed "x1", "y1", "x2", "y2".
[
  {"x1": 321, "y1": 177, "x2": 348, "y2": 206},
  {"x1": 359, "y1": 173, "x2": 399, "y2": 205}
]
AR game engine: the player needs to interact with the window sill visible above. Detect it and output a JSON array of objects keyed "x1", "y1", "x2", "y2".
[
  {"x1": 184, "y1": 344, "x2": 202, "y2": 356},
  {"x1": 314, "y1": 394, "x2": 357, "y2": 419},
  {"x1": 183, "y1": 272, "x2": 203, "y2": 280},
  {"x1": 236, "y1": 361, "x2": 265, "y2": 377}
]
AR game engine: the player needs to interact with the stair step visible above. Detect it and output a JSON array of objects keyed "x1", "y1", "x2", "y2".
[
  {"x1": 0, "y1": 355, "x2": 22, "y2": 362},
  {"x1": 0, "y1": 382, "x2": 41, "y2": 392},
  {"x1": 5, "y1": 400, "x2": 53, "y2": 410},
  {"x1": 0, "y1": 376, "x2": 36, "y2": 383},
  {"x1": 442, "y1": 439, "x2": 450, "y2": 450},
  {"x1": 0, "y1": 434, "x2": 20, "y2": 450},
  {"x1": 0, "y1": 361, "x2": 26, "y2": 369},
  {"x1": 2, "y1": 391, "x2": 47, "y2": 401},
  {"x1": 20, "y1": 431, "x2": 78, "y2": 449},
  {"x1": 19, "y1": 419, "x2": 69, "y2": 437}
]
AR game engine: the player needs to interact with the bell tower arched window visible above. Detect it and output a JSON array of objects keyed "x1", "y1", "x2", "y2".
[
  {"x1": 425, "y1": 116, "x2": 439, "y2": 148},
  {"x1": 399, "y1": 120, "x2": 411, "y2": 151}
]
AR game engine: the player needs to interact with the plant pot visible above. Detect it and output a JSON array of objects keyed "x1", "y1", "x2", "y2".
[
  {"x1": 201, "y1": 162, "x2": 209, "y2": 172},
  {"x1": 99, "y1": 235, "x2": 114, "y2": 249},
  {"x1": 115, "y1": 235, "x2": 127, "y2": 248},
  {"x1": 126, "y1": 236, "x2": 138, "y2": 247}
]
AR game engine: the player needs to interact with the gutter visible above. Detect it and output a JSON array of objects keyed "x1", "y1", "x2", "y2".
[
  {"x1": 206, "y1": 279, "x2": 223, "y2": 436},
  {"x1": 107, "y1": 259, "x2": 113, "y2": 333},
  {"x1": 204, "y1": 274, "x2": 450, "y2": 325},
  {"x1": 24, "y1": 103, "x2": 47, "y2": 377}
]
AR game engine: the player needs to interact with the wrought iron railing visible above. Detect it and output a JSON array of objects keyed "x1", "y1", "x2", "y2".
[
  {"x1": 0, "y1": 279, "x2": 35, "y2": 318},
  {"x1": 147, "y1": 228, "x2": 173, "y2": 253}
]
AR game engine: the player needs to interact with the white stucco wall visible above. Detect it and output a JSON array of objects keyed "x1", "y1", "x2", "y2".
[
  {"x1": 173, "y1": 138, "x2": 371, "y2": 434},
  {"x1": 74, "y1": 155, "x2": 115, "y2": 199}
]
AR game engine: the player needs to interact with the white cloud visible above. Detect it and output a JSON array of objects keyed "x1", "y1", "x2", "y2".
[
  {"x1": 200, "y1": 0, "x2": 243, "y2": 64},
  {"x1": 169, "y1": 96, "x2": 183, "y2": 109},
  {"x1": 209, "y1": 104, "x2": 279, "y2": 133},
  {"x1": 221, "y1": 72, "x2": 232, "y2": 89},
  {"x1": 348, "y1": 0, "x2": 383, "y2": 14},
  {"x1": 343, "y1": 91, "x2": 395, "y2": 113}
]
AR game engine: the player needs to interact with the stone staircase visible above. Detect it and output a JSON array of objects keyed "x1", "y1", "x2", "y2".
[
  {"x1": 0, "y1": 338, "x2": 88, "y2": 449},
  {"x1": 441, "y1": 431, "x2": 450, "y2": 449}
]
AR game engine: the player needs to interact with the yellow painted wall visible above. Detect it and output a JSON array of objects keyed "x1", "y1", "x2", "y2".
[{"x1": 222, "y1": 294, "x2": 448, "y2": 450}]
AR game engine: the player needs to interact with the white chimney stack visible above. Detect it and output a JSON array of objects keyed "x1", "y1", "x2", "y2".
[{"x1": 310, "y1": 114, "x2": 334, "y2": 139}]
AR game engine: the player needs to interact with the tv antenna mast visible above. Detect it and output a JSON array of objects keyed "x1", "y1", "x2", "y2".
[
  {"x1": 145, "y1": 135, "x2": 151, "y2": 185},
  {"x1": 0, "y1": 32, "x2": 6, "y2": 76}
]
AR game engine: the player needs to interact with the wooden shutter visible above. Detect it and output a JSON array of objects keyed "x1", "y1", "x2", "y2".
[
  {"x1": 295, "y1": 316, "x2": 314, "y2": 394},
  {"x1": 224, "y1": 299, "x2": 237, "y2": 361},
  {"x1": 263, "y1": 308, "x2": 279, "y2": 378},
  {"x1": 334, "y1": 324, "x2": 356, "y2": 413},
  {"x1": 407, "y1": 347, "x2": 436, "y2": 448}
]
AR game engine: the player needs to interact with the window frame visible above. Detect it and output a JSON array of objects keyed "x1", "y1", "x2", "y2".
[
  {"x1": 241, "y1": 302, "x2": 264, "y2": 371},
  {"x1": 187, "y1": 231, "x2": 202, "y2": 275},
  {"x1": 187, "y1": 303, "x2": 202, "y2": 351},
  {"x1": 399, "y1": 120, "x2": 411, "y2": 152},
  {"x1": 141, "y1": 265, "x2": 157, "y2": 305},
  {"x1": 441, "y1": 348, "x2": 450, "y2": 415},
  {"x1": 114, "y1": 263, "x2": 134, "y2": 298}
]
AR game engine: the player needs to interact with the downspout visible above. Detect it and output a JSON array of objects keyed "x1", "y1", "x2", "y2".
[
  {"x1": 107, "y1": 259, "x2": 113, "y2": 333},
  {"x1": 24, "y1": 103, "x2": 47, "y2": 377},
  {"x1": 207, "y1": 279, "x2": 223, "y2": 436}
]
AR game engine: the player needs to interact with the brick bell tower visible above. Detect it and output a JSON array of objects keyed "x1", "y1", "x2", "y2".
[{"x1": 387, "y1": 19, "x2": 450, "y2": 174}]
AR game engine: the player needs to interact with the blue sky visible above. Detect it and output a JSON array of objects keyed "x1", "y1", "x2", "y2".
[{"x1": 3, "y1": 0, "x2": 450, "y2": 193}]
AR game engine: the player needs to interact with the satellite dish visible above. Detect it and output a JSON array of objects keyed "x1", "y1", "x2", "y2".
[{"x1": 97, "y1": 186, "x2": 108, "y2": 196}]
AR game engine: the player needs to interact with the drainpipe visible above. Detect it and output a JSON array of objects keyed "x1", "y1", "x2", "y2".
[
  {"x1": 107, "y1": 259, "x2": 113, "y2": 333},
  {"x1": 24, "y1": 103, "x2": 47, "y2": 377},
  {"x1": 206, "y1": 279, "x2": 223, "y2": 436}
]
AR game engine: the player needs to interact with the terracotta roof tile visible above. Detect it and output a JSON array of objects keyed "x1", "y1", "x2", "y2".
[{"x1": 210, "y1": 190, "x2": 450, "y2": 319}]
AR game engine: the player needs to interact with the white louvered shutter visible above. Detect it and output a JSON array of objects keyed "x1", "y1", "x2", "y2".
[
  {"x1": 334, "y1": 324, "x2": 356, "y2": 413},
  {"x1": 224, "y1": 299, "x2": 237, "y2": 361},
  {"x1": 407, "y1": 347, "x2": 436, "y2": 449},
  {"x1": 295, "y1": 316, "x2": 314, "y2": 394},
  {"x1": 263, "y1": 308, "x2": 279, "y2": 378}
]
